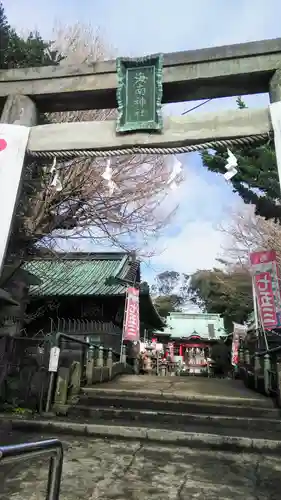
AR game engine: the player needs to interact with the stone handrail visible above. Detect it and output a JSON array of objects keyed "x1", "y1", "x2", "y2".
[
  {"x1": 238, "y1": 345, "x2": 281, "y2": 404},
  {"x1": 52, "y1": 344, "x2": 133, "y2": 411},
  {"x1": 85, "y1": 344, "x2": 132, "y2": 385}
]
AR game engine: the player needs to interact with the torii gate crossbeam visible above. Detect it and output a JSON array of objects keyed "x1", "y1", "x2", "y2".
[
  {"x1": 1, "y1": 37, "x2": 281, "y2": 276},
  {"x1": 1, "y1": 37, "x2": 281, "y2": 156},
  {"x1": 0, "y1": 37, "x2": 281, "y2": 112}
]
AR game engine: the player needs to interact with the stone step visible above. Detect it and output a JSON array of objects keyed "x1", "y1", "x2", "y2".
[
  {"x1": 7, "y1": 415, "x2": 281, "y2": 452},
  {"x1": 81, "y1": 385, "x2": 272, "y2": 408},
  {"x1": 79, "y1": 392, "x2": 278, "y2": 419},
  {"x1": 67, "y1": 404, "x2": 281, "y2": 434}
]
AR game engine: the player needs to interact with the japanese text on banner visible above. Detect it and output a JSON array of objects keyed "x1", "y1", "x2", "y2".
[
  {"x1": 123, "y1": 287, "x2": 140, "y2": 341},
  {"x1": 255, "y1": 271, "x2": 277, "y2": 329},
  {"x1": 250, "y1": 250, "x2": 281, "y2": 329}
]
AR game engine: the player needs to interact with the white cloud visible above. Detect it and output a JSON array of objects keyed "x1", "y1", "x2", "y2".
[
  {"x1": 147, "y1": 162, "x2": 236, "y2": 275},
  {"x1": 152, "y1": 220, "x2": 225, "y2": 275},
  {"x1": 154, "y1": 160, "x2": 202, "y2": 220}
]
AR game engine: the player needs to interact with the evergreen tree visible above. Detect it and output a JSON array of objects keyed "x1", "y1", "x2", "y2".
[
  {"x1": 201, "y1": 97, "x2": 280, "y2": 221},
  {"x1": 151, "y1": 271, "x2": 189, "y2": 317},
  {"x1": 0, "y1": 1, "x2": 62, "y2": 70},
  {"x1": 0, "y1": 1, "x2": 10, "y2": 68},
  {"x1": 188, "y1": 267, "x2": 253, "y2": 332}
]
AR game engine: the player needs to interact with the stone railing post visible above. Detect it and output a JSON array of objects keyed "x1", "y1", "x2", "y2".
[
  {"x1": 133, "y1": 356, "x2": 139, "y2": 375},
  {"x1": 244, "y1": 349, "x2": 250, "y2": 365},
  {"x1": 254, "y1": 354, "x2": 261, "y2": 390},
  {"x1": 263, "y1": 353, "x2": 271, "y2": 395},
  {"x1": 96, "y1": 346, "x2": 104, "y2": 368},
  {"x1": 276, "y1": 357, "x2": 281, "y2": 407},
  {"x1": 239, "y1": 347, "x2": 244, "y2": 365},
  {"x1": 68, "y1": 361, "x2": 82, "y2": 404},
  {"x1": 53, "y1": 366, "x2": 70, "y2": 409},
  {"x1": 86, "y1": 345, "x2": 95, "y2": 385},
  {"x1": 121, "y1": 345, "x2": 126, "y2": 366},
  {"x1": 92, "y1": 346, "x2": 99, "y2": 366},
  {"x1": 160, "y1": 363, "x2": 167, "y2": 376},
  {"x1": 106, "y1": 347, "x2": 113, "y2": 378}
]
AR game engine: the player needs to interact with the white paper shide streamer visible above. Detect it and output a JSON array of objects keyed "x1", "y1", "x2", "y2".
[
  {"x1": 224, "y1": 148, "x2": 238, "y2": 181},
  {"x1": 167, "y1": 156, "x2": 182, "y2": 190},
  {"x1": 102, "y1": 159, "x2": 117, "y2": 195},
  {"x1": 50, "y1": 157, "x2": 62, "y2": 192}
]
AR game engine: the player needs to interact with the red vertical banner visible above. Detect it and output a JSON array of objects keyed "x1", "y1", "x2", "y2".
[
  {"x1": 231, "y1": 330, "x2": 239, "y2": 366},
  {"x1": 250, "y1": 250, "x2": 281, "y2": 329},
  {"x1": 255, "y1": 272, "x2": 277, "y2": 329},
  {"x1": 231, "y1": 323, "x2": 247, "y2": 366},
  {"x1": 122, "y1": 287, "x2": 140, "y2": 341}
]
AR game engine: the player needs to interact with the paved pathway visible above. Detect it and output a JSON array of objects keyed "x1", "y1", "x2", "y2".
[
  {"x1": 1, "y1": 432, "x2": 281, "y2": 499},
  {"x1": 87, "y1": 375, "x2": 271, "y2": 403}
]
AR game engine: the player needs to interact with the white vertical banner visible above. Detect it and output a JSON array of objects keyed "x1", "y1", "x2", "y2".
[
  {"x1": 269, "y1": 102, "x2": 281, "y2": 193},
  {"x1": 0, "y1": 124, "x2": 30, "y2": 274},
  {"x1": 48, "y1": 346, "x2": 60, "y2": 372}
]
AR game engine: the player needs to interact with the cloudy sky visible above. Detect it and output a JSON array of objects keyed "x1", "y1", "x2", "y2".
[{"x1": 4, "y1": 0, "x2": 280, "y2": 281}]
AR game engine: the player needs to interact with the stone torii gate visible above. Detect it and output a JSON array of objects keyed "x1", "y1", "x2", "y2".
[{"x1": 1, "y1": 37, "x2": 281, "y2": 272}]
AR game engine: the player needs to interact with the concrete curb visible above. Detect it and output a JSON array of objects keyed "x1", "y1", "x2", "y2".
[{"x1": 3, "y1": 416, "x2": 281, "y2": 453}]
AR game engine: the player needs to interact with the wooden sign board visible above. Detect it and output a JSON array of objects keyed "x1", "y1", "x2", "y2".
[
  {"x1": 48, "y1": 346, "x2": 60, "y2": 372},
  {"x1": 116, "y1": 54, "x2": 163, "y2": 133}
]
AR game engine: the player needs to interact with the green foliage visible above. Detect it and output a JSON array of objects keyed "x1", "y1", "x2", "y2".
[
  {"x1": 0, "y1": 0, "x2": 62, "y2": 109},
  {"x1": 201, "y1": 97, "x2": 280, "y2": 221},
  {"x1": 5, "y1": 31, "x2": 62, "y2": 69},
  {"x1": 0, "y1": 1, "x2": 9, "y2": 68},
  {"x1": 153, "y1": 294, "x2": 181, "y2": 318},
  {"x1": 151, "y1": 270, "x2": 189, "y2": 299},
  {"x1": 151, "y1": 270, "x2": 189, "y2": 316},
  {"x1": 12, "y1": 406, "x2": 33, "y2": 416},
  {"x1": 188, "y1": 267, "x2": 253, "y2": 332},
  {"x1": 0, "y1": 400, "x2": 33, "y2": 414},
  {"x1": 0, "y1": 1, "x2": 62, "y2": 71}
]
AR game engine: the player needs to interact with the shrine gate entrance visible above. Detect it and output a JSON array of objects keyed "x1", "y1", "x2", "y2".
[{"x1": 1, "y1": 37, "x2": 281, "y2": 274}]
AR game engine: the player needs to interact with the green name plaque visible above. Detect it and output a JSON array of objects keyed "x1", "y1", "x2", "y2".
[{"x1": 116, "y1": 53, "x2": 163, "y2": 133}]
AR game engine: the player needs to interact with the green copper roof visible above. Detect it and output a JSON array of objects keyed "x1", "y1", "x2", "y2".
[
  {"x1": 154, "y1": 312, "x2": 225, "y2": 339},
  {"x1": 22, "y1": 252, "x2": 139, "y2": 297}
]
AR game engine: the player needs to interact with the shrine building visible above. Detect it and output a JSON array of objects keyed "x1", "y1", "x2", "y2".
[{"x1": 154, "y1": 311, "x2": 226, "y2": 373}]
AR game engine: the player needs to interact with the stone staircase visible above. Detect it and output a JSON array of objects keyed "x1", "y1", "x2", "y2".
[
  {"x1": 65, "y1": 375, "x2": 281, "y2": 445},
  {"x1": 8, "y1": 374, "x2": 281, "y2": 452}
]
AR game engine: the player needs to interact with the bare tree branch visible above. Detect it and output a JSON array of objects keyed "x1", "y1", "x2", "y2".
[
  {"x1": 218, "y1": 204, "x2": 281, "y2": 270},
  {"x1": 16, "y1": 23, "x2": 179, "y2": 258}
]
